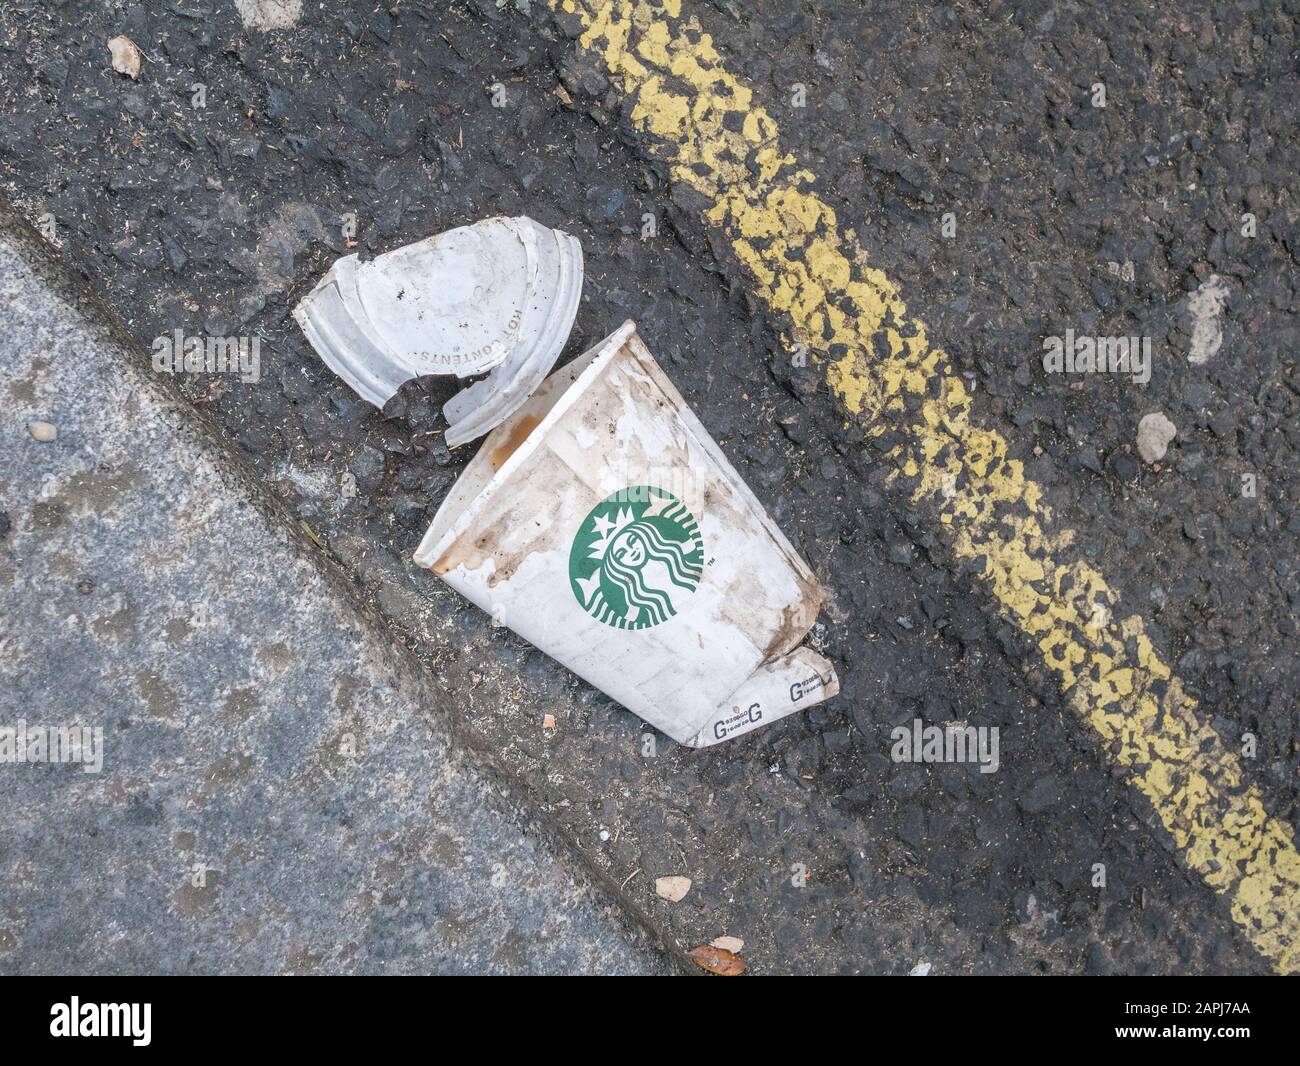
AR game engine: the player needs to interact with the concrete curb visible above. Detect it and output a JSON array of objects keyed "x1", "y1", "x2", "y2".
[{"x1": 0, "y1": 207, "x2": 673, "y2": 974}]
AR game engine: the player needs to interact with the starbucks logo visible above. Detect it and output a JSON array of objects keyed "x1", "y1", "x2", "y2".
[{"x1": 569, "y1": 486, "x2": 704, "y2": 630}]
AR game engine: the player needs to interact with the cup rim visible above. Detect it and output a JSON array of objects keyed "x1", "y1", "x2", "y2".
[{"x1": 413, "y1": 319, "x2": 637, "y2": 569}]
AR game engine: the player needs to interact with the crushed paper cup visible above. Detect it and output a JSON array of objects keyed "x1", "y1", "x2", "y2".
[
  {"x1": 414, "y1": 321, "x2": 839, "y2": 748},
  {"x1": 293, "y1": 217, "x2": 583, "y2": 444}
]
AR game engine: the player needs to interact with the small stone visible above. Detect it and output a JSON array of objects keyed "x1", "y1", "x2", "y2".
[
  {"x1": 1185, "y1": 274, "x2": 1229, "y2": 365},
  {"x1": 28, "y1": 420, "x2": 57, "y2": 442},
  {"x1": 233, "y1": 0, "x2": 303, "y2": 32},
  {"x1": 107, "y1": 35, "x2": 142, "y2": 79},
  {"x1": 1136, "y1": 412, "x2": 1177, "y2": 464}
]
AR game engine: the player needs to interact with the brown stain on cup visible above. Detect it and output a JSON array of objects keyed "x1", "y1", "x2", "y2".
[{"x1": 488, "y1": 411, "x2": 543, "y2": 472}]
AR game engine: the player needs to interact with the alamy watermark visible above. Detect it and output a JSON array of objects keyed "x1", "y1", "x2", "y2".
[
  {"x1": 0, "y1": 720, "x2": 103, "y2": 773},
  {"x1": 152, "y1": 329, "x2": 262, "y2": 383},
  {"x1": 50, "y1": 997, "x2": 150, "y2": 1046},
  {"x1": 1042, "y1": 329, "x2": 1150, "y2": 384},
  {"x1": 890, "y1": 718, "x2": 999, "y2": 774}
]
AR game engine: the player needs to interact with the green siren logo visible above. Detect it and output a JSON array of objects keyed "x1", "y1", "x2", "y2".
[{"x1": 569, "y1": 486, "x2": 704, "y2": 630}]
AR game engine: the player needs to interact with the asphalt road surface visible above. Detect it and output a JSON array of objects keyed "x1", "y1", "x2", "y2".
[{"x1": 0, "y1": 0, "x2": 1295, "y2": 974}]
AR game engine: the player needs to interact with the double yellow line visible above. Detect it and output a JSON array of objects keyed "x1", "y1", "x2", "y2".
[{"x1": 550, "y1": 0, "x2": 1299, "y2": 972}]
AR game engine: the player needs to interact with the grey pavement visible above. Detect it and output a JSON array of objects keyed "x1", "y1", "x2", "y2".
[{"x1": 0, "y1": 207, "x2": 673, "y2": 975}]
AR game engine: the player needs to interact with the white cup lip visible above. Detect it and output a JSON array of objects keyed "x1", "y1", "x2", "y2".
[
  {"x1": 413, "y1": 319, "x2": 636, "y2": 570},
  {"x1": 360, "y1": 216, "x2": 535, "y2": 380},
  {"x1": 293, "y1": 216, "x2": 542, "y2": 405}
]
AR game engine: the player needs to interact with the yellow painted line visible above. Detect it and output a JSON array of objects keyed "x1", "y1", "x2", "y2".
[{"x1": 550, "y1": 0, "x2": 1300, "y2": 972}]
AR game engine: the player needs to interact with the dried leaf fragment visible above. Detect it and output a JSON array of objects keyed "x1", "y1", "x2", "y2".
[
  {"x1": 108, "y1": 35, "x2": 141, "y2": 80},
  {"x1": 654, "y1": 875, "x2": 691, "y2": 902},
  {"x1": 710, "y1": 935, "x2": 744, "y2": 953},
  {"x1": 688, "y1": 945, "x2": 745, "y2": 976}
]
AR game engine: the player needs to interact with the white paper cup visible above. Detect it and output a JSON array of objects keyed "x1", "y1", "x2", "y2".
[{"x1": 416, "y1": 321, "x2": 839, "y2": 747}]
